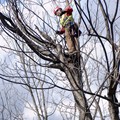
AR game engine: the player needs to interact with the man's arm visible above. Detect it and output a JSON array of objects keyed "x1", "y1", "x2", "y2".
[
  {"x1": 60, "y1": 6, "x2": 73, "y2": 16},
  {"x1": 64, "y1": 6, "x2": 73, "y2": 15},
  {"x1": 56, "y1": 27, "x2": 65, "y2": 35}
]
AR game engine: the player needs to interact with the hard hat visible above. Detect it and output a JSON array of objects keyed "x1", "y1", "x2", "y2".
[{"x1": 54, "y1": 6, "x2": 62, "y2": 15}]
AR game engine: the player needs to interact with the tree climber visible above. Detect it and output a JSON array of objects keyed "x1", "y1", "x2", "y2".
[{"x1": 54, "y1": 6, "x2": 81, "y2": 54}]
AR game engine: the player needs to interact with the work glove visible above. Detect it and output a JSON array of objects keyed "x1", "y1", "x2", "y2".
[{"x1": 56, "y1": 30, "x2": 61, "y2": 35}]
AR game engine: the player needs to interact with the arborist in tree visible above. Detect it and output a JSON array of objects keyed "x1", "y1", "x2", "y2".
[{"x1": 54, "y1": 6, "x2": 81, "y2": 54}]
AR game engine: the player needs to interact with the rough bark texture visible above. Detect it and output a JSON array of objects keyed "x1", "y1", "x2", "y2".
[
  {"x1": 108, "y1": 82, "x2": 119, "y2": 120},
  {"x1": 108, "y1": 51, "x2": 120, "y2": 120},
  {"x1": 56, "y1": 44, "x2": 92, "y2": 120}
]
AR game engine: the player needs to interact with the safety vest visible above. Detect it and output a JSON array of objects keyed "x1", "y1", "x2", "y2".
[{"x1": 60, "y1": 14, "x2": 74, "y2": 27}]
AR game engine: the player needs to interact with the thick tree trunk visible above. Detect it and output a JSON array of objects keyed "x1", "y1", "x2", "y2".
[
  {"x1": 64, "y1": 54, "x2": 92, "y2": 120},
  {"x1": 56, "y1": 44, "x2": 92, "y2": 120},
  {"x1": 108, "y1": 80, "x2": 119, "y2": 120},
  {"x1": 108, "y1": 51, "x2": 120, "y2": 120}
]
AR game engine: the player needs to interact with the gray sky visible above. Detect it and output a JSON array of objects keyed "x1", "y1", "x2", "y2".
[{"x1": 0, "y1": 0, "x2": 120, "y2": 120}]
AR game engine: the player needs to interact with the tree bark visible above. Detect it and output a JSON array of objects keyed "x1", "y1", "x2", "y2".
[
  {"x1": 108, "y1": 60, "x2": 119, "y2": 120},
  {"x1": 57, "y1": 46, "x2": 92, "y2": 120},
  {"x1": 65, "y1": 60, "x2": 92, "y2": 120}
]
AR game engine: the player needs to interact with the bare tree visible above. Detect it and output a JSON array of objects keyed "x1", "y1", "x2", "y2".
[
  {"x1": 0, "y1": 0, "x2": 120, "y2": 120},
  {"x1": 74, "y1": 0, "x2": 120, "y2": 119}
]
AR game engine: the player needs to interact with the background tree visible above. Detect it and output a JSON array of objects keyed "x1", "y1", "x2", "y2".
[{"x1": 0, "y1": 0, "x2": 120, "y2": 120}]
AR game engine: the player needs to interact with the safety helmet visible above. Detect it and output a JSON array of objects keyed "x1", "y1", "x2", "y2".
[{"x1": 54, "y1": 6, "x2": 62, "y2": 15}]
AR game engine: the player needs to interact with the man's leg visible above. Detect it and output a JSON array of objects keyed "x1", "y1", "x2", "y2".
[
  {"x1": 74, "y1": 38, "x2": 79, "y2": 51},
  {"x1": 65, "y1": 27, "x2": 75, "y2": 53},
  {"x1": 69, "y1": 24, "x2": 79, "y2": 51}
]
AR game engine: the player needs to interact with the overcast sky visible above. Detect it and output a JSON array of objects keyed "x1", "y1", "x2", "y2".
[
  {"x1": 0, "y1": 0, "x2": 120, "y2": 120},
  {"x1": 0, "y1": 0, "x2": 5, "y2": 4}
]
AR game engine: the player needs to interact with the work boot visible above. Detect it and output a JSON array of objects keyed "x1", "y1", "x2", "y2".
[
  {"x1": 64, "y1": 50, "x2": 77, "y2": 56},
  {"x1": 69, "y1": 50, "x2": 78, "y2": 55}
]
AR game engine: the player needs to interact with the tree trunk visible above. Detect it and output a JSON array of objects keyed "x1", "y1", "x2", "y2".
[
  {"x1": 108, "y1": 78, "x2": 119, "y2": 120},
  {"x1": 57, "y1": 44, "x2": 92, "y2": 120},
  {"x1": 65, "y1": 55, "x2": 92, "y2": 119},
  {"x1": 108, "y1": 51, "x2": 120, "y2": 120}
]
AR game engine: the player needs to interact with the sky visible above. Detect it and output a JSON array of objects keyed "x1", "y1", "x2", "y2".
[
  {"x1": 0, "y1": 0, "x2": 120, "y2": 120},
  {"x1": 0, "y1": 0, "x2": 5, "y2": 4}
]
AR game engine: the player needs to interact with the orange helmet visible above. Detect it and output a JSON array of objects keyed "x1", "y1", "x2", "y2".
[{"x1": 54, "y1": 6, "x2": 62, "y2": 15}]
